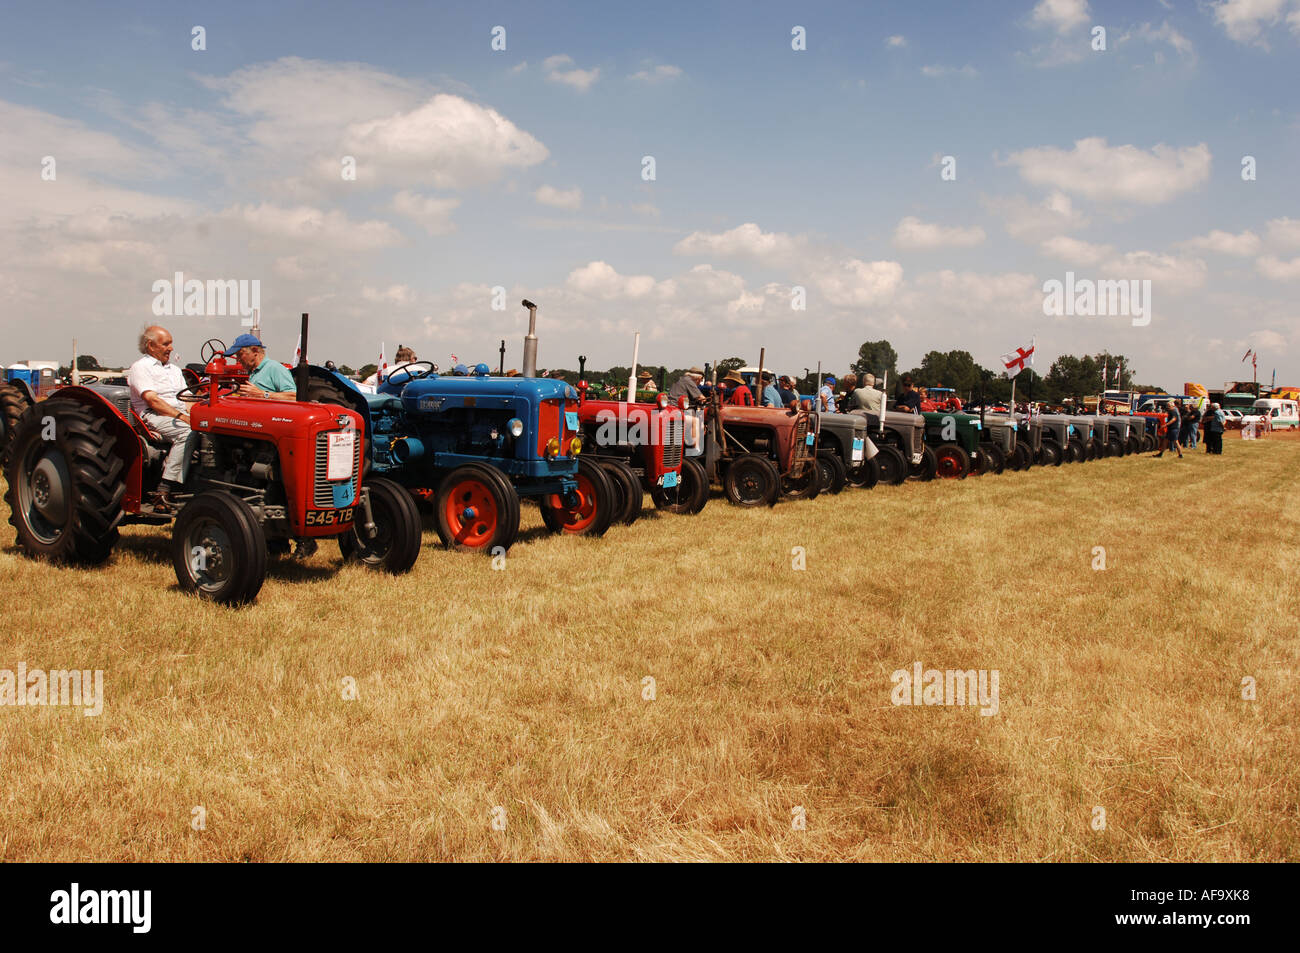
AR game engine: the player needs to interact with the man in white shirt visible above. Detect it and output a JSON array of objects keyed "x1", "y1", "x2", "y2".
[
  {"x1": 848, "y1": 373, "x2": 884, "y2": 416},
  {"x1": 127, "y1": 325, "x2": 191, "y2": 510}
]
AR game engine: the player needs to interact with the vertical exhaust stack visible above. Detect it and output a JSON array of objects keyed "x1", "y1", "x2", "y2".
[
  {"x1": 521, "y1": 300, "x2": 538, "y2": 378},
  {"x1": 295, "y1": 312, "x2": 309, "y2": 402}
]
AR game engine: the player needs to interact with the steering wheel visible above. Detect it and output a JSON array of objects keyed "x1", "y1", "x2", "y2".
[
  {"x1": 76, "y1": 374, "x2": 99, "y2": 384},
  {"x1": 385, "y1": 361, "x2": 436, "y2": 385},
  {"x1": 176, "y1": 379, "x2": 242, "y2": 403},
  {"x1": 200, "y1": 339, "x2": 227, "y2": 363}
]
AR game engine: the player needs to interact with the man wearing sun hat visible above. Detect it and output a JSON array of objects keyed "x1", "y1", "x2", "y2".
[
  {"x1": 668, "y1": 366, "x2": 705, "y2": 405},
  {"x1": 637, "y1": 369, "x2": 658, "y2": 394},
  {"x1": 723, "y1": 369, "x2": 754, "y2": 406},
  {"x1": 225, "y1": 333, "x2": 297, "y2": 400}
]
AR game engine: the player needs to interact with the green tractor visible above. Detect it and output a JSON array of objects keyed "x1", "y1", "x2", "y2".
[{"x1": 920, "y1": 411, "x2": 984, "y2": 479}]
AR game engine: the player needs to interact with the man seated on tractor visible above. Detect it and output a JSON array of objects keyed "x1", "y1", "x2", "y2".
[
  {"x1": 722, "y1": 369, "x2": 753, "y2": 405},
  {"x1": 668, "y1": 366, "x2": 705, "y2": 405},
  {"x1": 895, "y1": 375, "x2": 922, "y2": 414},
  {"x1": 127, "y1": 325, "x2": 192, "y2": 512},
  {"x1": 760, "y1": 371, "x2": 785, "y2": 408},
  {"x1": 225, "y1": 333, "x2": 296, "y2": 399}
]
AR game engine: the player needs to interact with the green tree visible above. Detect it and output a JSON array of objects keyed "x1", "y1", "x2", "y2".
[
  {"x1": 915, "y1": 350, "x2": 983, "y2": 395},
  {"x1": 357, "y1": 363, "x2": 377, "y2": 380},
  {"x1": 76, "y1": 355, "x2": 102, "y2": 371},
  {"x1": 851, "y1": 340, "x2": 898, "y2": 380},
  {"x1": 715, "y1": 357, "x2": 746, "y2": 374}
]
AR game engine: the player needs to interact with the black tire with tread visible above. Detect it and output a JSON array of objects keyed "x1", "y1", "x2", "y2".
[
  {"x1": 171, "y1": 491, "x2": 267, "y2": 605},
  {"x1": 875, "y1": 445, "x2": 908, "y2": 486},
  {"x1": 597, "y1": 459, "x2": 642, "y2": 525},
  {"x1": 934, "y1": 443, "x2": 971, "y2": 479},
  {"x1": 723, "y1": 453, "x2": 779, "y2": 507},
  {"x1": 815, "y1": 450, "x2": 847, "y2": 495},
  {"x1": 339, "y1": 475, "x2": 423, "y2": 572},
  {"x1": 539, "y1": 456, "x2": 616, "y2": 536},
  {"x1": 4, "y1": 398, "x2": 124, "y2": 564},
  {"x1": 909, "y1": 445, "x2": 938, "y2": 481}
]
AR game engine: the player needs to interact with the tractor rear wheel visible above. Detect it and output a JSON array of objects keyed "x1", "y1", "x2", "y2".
[
  {"x1": 1, "y1": 382, "x2": 31, "y2": 463},
  {"x1": 436, "y1": 465, "x2": 519, "y2": 550},
  {"x1": 815, "y1": 450, "x2": 847, "y2": 495},
  {"x1": 1107, "y1": 437, "x2": 1123, "y2": 457},
  {"x1": 1041, "y1": 442, "x2": 1063, "y2": 467},
  {"x1": 597, "y1": 459, "x2": 642, "y2": 525},
  {"x1": 540, "y1": 456, "x2": 615, "y2": 536},
  {"x1": 780, "y1": 457, "x2": 822, "y2": 500},
  {"x1": 339, "y1": 475, "x2": 423, "y2": 572},
  {"x1": 934, "y1": 444, "x2": 970, "y2": 479},
  {"x1": 723, "y1": 453, "x2": 779, "y2": 507},
  {"x1": 909, "y1": 445, "x2": 938, "y2": 481},
  {"x1": 5, "y1": 399, "x2": 124, "y2": 564},
  {"x1": 1011, "y1": 443, "x2": 1033, "y2": 471},
  {"x1": 171, "y1": 491, "x2": 267, "y2": 605},
  {"x1": 984, "y1": 444, "x2": 1007, "y2": 474},
  {"x1": 874, "y1": 445, "x2": 907, "y2": 486}
]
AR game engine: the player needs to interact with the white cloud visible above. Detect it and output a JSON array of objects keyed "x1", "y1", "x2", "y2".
[
  {"x1": 629, "y1": 64, "x2": 682, "y2": 83},
  {"x1": 628, "y1": 202, "x2": 660, "y2": 218},
  {"x1": 1265, "y1": 217, "x2": 1300, "y2": 247},
  {"x1": 1005, "y1": 138, "x2": 1211, "y2": 204},
  {"x1": 390, "y1": 190, "x2": 460, "y2": 234},
  {"x1": 544, "y1": 54, "x2": 601, "y2": 91},
  {"x1": 1256, "y1": 255, "x2": 1300, "y2": 280},
  {"x1": 984, "y1": 191, "x2": 1089, "y2": 240},
  {"x1": 1124, "y1": 21, "x2": 1196, "y2": 59},
  {"x1": 811, "y1": 259, "x2": 905, "y2": 309},
  {"x1": 1178, "y1": 229, "x2": 1261, "y2": 256},
  {"x1": 1040, "y1": 235, "x2": 1114, "y2": 265},
  {"x1": 361, "y1": 284, "x2": 416, "y2": 305},
  {"x1": 1030, "y1": 0, "x2": 1091, "y2": 34},
  {"x1": 886, "y1": 35, "x2": 907, "y2": 47},
  {"x1": 1211, "y1": 0, "x2": 1292, "y2": 45},
  {"x1": 893, "y1": 216, "x2": 986, "y2": 249},
  {"x1": 565, "y1": 261, "x2": 672, "y2": 299},
  {"x1": 534, "y1": 184, "x2": 583, "y2": 210},
  {"x1": 342, "y1": 94, "x2": 549, "y2": 190},
  {"x1": 220, "y1": 203, "x2": 404, "y2": 250},
  {"x1": 673, "y1": 222, "x2": 806, "y2": 262},
  {"x1": 1097, "y1": 250, "x2": 1208, "y2": 288}
]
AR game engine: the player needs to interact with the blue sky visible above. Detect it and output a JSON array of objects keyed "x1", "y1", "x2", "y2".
[{"x1": 2, "y1": 0, "x2": 1298, "y2": 387}]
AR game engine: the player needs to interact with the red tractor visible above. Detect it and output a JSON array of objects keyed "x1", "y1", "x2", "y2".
[
  {"x1": 3, "y1": 321, "x2": 421, "y2": 604},
  {"x1": 574, "y1": 385, "x2": 708, "y2": 519},
  {"x1": 700, "y1": 389, "x2": 821, "y2": 506}
]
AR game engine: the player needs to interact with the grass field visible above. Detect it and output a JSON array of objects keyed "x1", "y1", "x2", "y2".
[{"x1": 1, "y1": 434, "x2": 1297, "y2": 861}]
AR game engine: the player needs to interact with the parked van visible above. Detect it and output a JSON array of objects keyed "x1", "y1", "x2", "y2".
[{"x1": 1252, "y1": 398, "x2": 1299, "y2": 430}]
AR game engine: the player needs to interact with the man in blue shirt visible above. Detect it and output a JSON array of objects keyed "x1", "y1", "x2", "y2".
[
  {"x1": 760, "y1": 371, "x2": 784, "y2": 408},
  {"x1": 225, "y1": 333, "x2": 297, "y2": 399},
  {"x1": 818, "y1": 375, "x2": 838, "y2": 412}
]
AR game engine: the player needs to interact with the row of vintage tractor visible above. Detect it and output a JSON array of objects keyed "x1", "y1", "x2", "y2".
[{"x1": 0, "y1": 302, "x2": 1169, "y2": 606}]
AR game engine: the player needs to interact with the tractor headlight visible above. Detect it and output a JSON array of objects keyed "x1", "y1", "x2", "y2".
[
  {"x1": 507, "y1": 417, "x2": 524, "y2": 438},
  {"x1": 657, "y1": 393, "x2": 669, "y2": 409},
  {"x1": 545, "y1": 437, "x2": 560, "y2": 459},
  {"x1": 569, "y1": 436, "x2": 583, "y2": 455}
]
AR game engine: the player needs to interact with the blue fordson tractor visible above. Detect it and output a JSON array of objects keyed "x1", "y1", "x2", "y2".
[{"x1": 305, "y1": 300, "x2": 616, "y2": 552}]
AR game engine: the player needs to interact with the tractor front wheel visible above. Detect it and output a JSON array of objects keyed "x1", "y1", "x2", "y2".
[
  {"x1": 339, "y1": 476, "x2": 423, "y2": 572},
  {"x1": 982, "y1": 444, "x2": 1006, "y2": 474},
  {"x1": 1011, "y1": 443, "x2": 1033, "y2": 471},
  {"x1": 5, "y1": 399, "x2": 124, "y2": 564},
  {"x1": 934, "y1": 444, "x2": 970, "y2": 479},
  {"x1": 1041, "y1": 442, "x2": 1063, "y2": 467},
  {"x1": 815, "y1": 450, "x2": 847, "y2": 495},
  {"x1": 780, "y1": 457, "x2": 822, "y2": 500},
  {"x1": 909, "y1": 445, "x2": 938, "y2": 481},
  {"x1": 652, "y1": 457, "x2": 709, "y2": 514},
  {"x1": 436, "y1": 465, "x2": 519, "y2": 551},
  {"x1": 723, "y1": 453, "x2": 779, "y2": 507},
  {"x1": 171, "y1": 491, "x2": 267, "y2": 605},
  {"x1": 874, "y1": 445, "x2": 908, "y2": 486},
  {"x1": 540, "y1": 457, "x2": 616, "y2": 537},
  {"x1": 597, "y1": 459, "x2": 642, "y2": 526},
  {"x1": 846, "y1": 457, "x2": 879, "y2": 489}
]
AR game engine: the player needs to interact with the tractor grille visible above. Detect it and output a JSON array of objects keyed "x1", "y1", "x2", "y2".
[
  {"x1": 793, "y1": 414, "x2": 814, "y2": 461},
  {"x1": 313, "y1": 430, "x2": 362, "y2": 507},
  {"x1": 661, "y1": 417, "x2": 682, "y2": 469}
]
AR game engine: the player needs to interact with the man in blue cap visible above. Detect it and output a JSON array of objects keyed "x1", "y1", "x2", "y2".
[
  {"x1": 818, "y1": 375, "x2": 838, "y2": 412},
  {"x1": 225, "y1": 334, "x2": 296, "y2": 400}
]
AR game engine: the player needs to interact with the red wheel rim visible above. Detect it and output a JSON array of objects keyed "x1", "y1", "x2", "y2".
[
  {"x1": 936, "y1": 450, "x2": 963, "y2": 478},
  {"x1": 548, "y1": 472, "x2": 599, "y2": 533},
  {"x1": 443, "y1": 477, "x2": 498, "y2": 548}
]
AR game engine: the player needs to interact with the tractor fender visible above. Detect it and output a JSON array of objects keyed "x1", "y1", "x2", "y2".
[
  {"x1": 42, "y1": 386, "x2": 145, "y2": 510},
  {"x1": 10, "y1": 378, "x2": 37, "y2": 404}
]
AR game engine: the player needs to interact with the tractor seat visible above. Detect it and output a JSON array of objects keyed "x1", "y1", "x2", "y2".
[{"x1": 129, "y1": 410, "x2": 172, "y2": 450}]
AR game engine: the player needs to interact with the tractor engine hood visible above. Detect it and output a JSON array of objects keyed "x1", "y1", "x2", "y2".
[{"x1": 399, "y1": 376, "x2": 577, "y2": 415}]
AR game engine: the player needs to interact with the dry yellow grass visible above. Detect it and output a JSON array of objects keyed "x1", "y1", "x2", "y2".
[{"x1": 1, "y1": 435, "x2": 1297, "y2": 861}]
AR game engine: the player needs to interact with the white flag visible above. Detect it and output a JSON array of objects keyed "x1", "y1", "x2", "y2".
[{"x1": 1000, "y1": 339, "x2": 1035, "y2": 379}]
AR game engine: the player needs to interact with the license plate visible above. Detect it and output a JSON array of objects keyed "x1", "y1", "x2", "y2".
[
  {"x1": 327, "y1": 431, "x2": 356, "y2": 480},
  {"x1": 661, "y1": 471, "x2": 678, "y2": 488},
  {"x1": 805, "y1": 433, "x2": 815, "y2": 446},
  {"x1": 852, "y1": 437, "x2": 864, "y2": 462},
  {"x1": 565, "y1": 411, "x2": 579, "y2": 431}
]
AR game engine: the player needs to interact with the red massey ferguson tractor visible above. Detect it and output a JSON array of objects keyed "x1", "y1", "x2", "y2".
[
  {"x1": 573, "y1": 385, "x2": 707, "y2": 519},
  {"x1": 3, "y1": 325, "x2": 421, "y2": 605},
  {"x1": 699, "y1": 389, "x2": 821, "y2": 506}
]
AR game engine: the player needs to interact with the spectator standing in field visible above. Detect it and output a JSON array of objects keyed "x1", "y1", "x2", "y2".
[
  {"x1": 1155, "y1": 400, "x2": 1183, "y2": 458},
  {"x1": 896, "y1": 375, "x2": 922, "y2": 414},
  {"x1": 1204, "y1": 402, "x2": 1225, "y2": 454},
  {"x1": 1179, "y1": 403, "x2": 1196, "y2": 449}
]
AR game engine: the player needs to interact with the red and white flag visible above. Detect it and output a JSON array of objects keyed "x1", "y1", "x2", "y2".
[
  {"x1": 292, "y1": 334, "x2": 303, "y2": 366},
  {"x1": 1000, "y1": 338, "x2": 1035, "y2": 378},
  {"x1": 379, "y1": 342, "x2": 387, "y2": 380}
]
